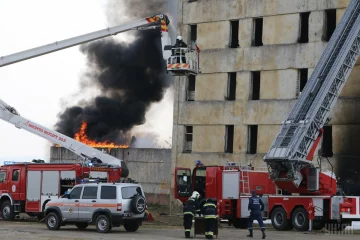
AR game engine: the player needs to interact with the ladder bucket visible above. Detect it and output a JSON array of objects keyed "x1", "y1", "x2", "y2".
[{"x1": 166, "y1": 45, "x2": 200, "y2": 76}]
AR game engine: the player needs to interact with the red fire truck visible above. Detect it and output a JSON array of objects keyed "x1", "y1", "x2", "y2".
[
  {"x1": 0, "y1": 162, "x2": 123, "y2": 221},
  {"x1": 175, "y1": 0, "x2": 360, "y2": 232}
]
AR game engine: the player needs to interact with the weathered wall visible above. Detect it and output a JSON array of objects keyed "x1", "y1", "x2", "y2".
[
  {"x1": 50, "y1": 147, "x2": 171, "y2": 205},
  {"x1": 171, "y1": 0, "x2": 359, "y2": 212}
]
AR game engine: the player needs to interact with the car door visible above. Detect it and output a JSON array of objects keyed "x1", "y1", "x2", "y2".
[
  {"x1": 78, "y1": 185, "x2": 98, "y2": 220},
  {"x1": 61, "y1": 186, "x2": 83, "y2": 220},
  {"x1": 9, "y1": 168, "x2": 21, "y2": 200},
  {"x1": 0, "y1": 171, "x2": 7, "y2": 194}
]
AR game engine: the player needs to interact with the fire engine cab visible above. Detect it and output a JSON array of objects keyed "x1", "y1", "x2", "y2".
[{"x1": 0, "y1": 161, "x2": 122, "y2": 221}]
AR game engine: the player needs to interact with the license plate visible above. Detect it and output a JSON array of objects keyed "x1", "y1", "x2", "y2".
[{"x1": 123, "y1": 213, "x2": 132, "y2": 217}]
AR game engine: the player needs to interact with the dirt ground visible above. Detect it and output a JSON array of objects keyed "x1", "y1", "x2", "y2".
[{"x1": 0, "y1": 205, "x2": 358, "y2": 239}]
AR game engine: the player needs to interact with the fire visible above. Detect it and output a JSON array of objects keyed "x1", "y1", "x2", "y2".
[{"x1": 74, "y1": 122, "x2": 129, "y2": 149}]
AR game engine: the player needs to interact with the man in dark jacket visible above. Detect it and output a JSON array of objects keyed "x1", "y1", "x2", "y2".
[
  {"x1": 247, "y1": 190, "x2": 266, "y2": 239},
  {"x1": 183, "y1": 191, "x2": 200, "y2": 238},
  {"x1": 201, "y1": 198, "x2": 217, "y2": 239}
]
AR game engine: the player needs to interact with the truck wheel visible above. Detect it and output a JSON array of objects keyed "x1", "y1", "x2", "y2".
[
  {"x1": 271, "y1": 207, "x2": 292, "y2": 230},
  {"x1": 1, "y1": 201, "x2": 15, "y2": 221},
  {"x1": 75, "y1": 222, "x2": 89, "y2": 229},
  {"x1": 45, "y1": 212, "x2": 61, "y2": 230},
  {"x1": 96, "y1": 215, "x2": 111, "y2": 233},
  {"x1": 124, "y1": 221, "x2": 140, "y2": 232},
  {"x1": 292, "y1": 207, "x2": 309, "y2": 231}
]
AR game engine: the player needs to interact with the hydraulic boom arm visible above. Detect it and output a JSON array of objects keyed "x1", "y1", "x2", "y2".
[
  {"x1": 0, "y1": 13, "x2": 171, "y2": 67},
  {"x1": 264, "y1": 0, "x2": 360, "y2": 188},
  {"x1": 0, "y1": 98, "x2": 129, "y2": 178}
]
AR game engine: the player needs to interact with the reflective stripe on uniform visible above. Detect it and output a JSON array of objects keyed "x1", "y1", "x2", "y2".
[
  {"x1": 204, "y1": 215, "x2": 217, "y2": 219},
  {"x1": 183, "y1": 212, "x2": 194, "y2": 216},
  {"x1": 205, "y1": 231, "x2": 214, "y2": 236},
  {"x1": 185, "y1": 229, "x2": 191, "y2": 232},
  {"x1": 203, "y1": 203, "x2": 216, "y2": 208}
]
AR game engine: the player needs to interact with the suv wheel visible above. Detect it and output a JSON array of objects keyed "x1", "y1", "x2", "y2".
[
  {"x1": 131, "y1": 195, "x2": 146, "y2": 214},
  {"x1": 95, "y1": 215, "x2": 111, "y2": 233},
  {"x1": 75, "y1": 222, "x2": 89, "y2": 229},
  {"x1": 124, "y1": 222, "x2": 140, "y2": 232},
  {"x1": 45, "y1": 212, "x2": 61, "y2": 230}
]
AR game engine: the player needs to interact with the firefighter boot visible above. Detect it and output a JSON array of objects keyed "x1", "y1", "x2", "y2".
[
  {"x1": 246, "y1": 229, "x2": 253, "y2": 238},
  {"x1": 261, "y1": 229, "x2": 266, "y2": 239}
]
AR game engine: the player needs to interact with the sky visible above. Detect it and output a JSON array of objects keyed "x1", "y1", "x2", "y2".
[{"x1": 0, "y1": 0, "x2": 174, "y2": 165}]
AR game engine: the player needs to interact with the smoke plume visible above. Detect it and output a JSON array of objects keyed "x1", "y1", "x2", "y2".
[{"x1": 55, "y1": 0, "x2": 176, "y2": 146}]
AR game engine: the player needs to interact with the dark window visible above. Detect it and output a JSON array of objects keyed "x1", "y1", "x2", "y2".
[
  {"x1": 227, "y1": 72, "x2": 237, "y2": 100},
  {"x1": 299, "y1": 69, "x2": 308, "y2": 93},
  {"x1": 225, "y1": 125, "x2": 234, "y2": 153},
  {"x1": 184, "y1": 126, "x2": 193, "y2": 152},
  {"x1": 0, "y1": 172, "x2": 6, "y2": 183},
  {"x1": 321, "y1": 126, "x2": 333, "y2": 157},
  {"x1": 250, "y1": 71, "x2": 261, "y2": 100},
  {"x1": 324, "y1": 9, "x2": 336, "y2": 41},
  {"x1": 100, "y1": 186, "x2": 117, "y2": 199},
  {"x1": 82, "y1": 186, "x2": 98, "y2": 199},
  {"x1": 252, "y1": 18, "x2": 263, "y2": 47},
  {"x1": 190, "y1": 25, "x2": 197, "y2": 43},
  {"x1": 187, "y1": 75, "x2": 196, "y2": 101},
  {"x1": 230, "y1": 20, "x2": 239, "y2": 48},
  {"x1": 121, "y1": 186, "x2": 144, "y2": 199},
  {"x1": 248, "y1": 125, "x2": 258, "y2": 154},
  {"x1": 12, "y1": 169, "x2": 19, "y2": 181},
  {"x1": 69, "y1": 187, "x2": 83, "y2": 199},
  {"x1": 298, "y1": 12, "x2": 310, "y2": 43}
]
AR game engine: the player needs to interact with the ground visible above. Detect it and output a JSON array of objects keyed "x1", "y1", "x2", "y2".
[{"x1": 0, "y1": 205, "x2": 358, "y2": 239}]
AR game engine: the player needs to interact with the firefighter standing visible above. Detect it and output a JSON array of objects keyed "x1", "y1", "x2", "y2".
[
  {"x1": 183, "y1": 191, "x2": 200, "y2": 238},
  {"x1": 247, "y1": 190, "x2": 266, "y2": 239},
  {"x1": 201, "y1": 198, "x2": 217, "y2": 239}
]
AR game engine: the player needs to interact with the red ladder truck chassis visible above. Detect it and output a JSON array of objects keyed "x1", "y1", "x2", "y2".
[
  {"x1": 0, "y1": 162, "x2": 122, "y2": 221},
  {"x1": 174, "y1": 164, "x2": 360, "y2": 231}
]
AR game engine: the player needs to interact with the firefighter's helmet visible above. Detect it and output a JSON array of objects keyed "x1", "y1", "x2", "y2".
[{"x1": 191, "y1": 191, "x2": 200, "y2": 200}]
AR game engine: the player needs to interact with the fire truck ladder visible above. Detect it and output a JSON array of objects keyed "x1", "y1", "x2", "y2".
[
  {"x1": 240, "y1": 169, "x2": 250, "y2": 195},
  {"x1": 263, "y1": 0, "x2": 360, "y2": 187}
]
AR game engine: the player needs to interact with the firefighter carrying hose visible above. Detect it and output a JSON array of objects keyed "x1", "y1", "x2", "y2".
[
  {"x1": 183, "y1": 191, "x2": 200, "y2": 238},
  {"x1": 201, "y1": 198, "x2": 217, "y2": 239},
  {"x1": 247, "y1": 190, "x2": 266, "y2": 239}
]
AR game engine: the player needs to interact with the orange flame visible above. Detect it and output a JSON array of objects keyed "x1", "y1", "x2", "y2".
[{"x1": 74, "y1": 122, "x2": 129, "y2": 149}]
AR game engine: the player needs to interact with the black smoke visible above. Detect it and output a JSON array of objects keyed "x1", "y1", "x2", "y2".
[{"x1": 55, "y1": 0, "x2": 174, "y2": 145}]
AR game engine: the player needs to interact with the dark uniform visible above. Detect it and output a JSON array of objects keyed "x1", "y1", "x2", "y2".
[
  {"x1": 247, "y1": 190, "x2": 266, "y2": 239},
  {"x1": 201, "y1": 199, "x2": 217, "y2": 239},
  {"x1": 183, "y1": 197, "x2": 197, "y2": 238}
]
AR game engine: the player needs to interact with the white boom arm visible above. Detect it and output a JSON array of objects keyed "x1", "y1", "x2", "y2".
[
  {"x1": 0, "y1": 13, "x2": 171, "y2": 67},
  {"x1": 0, "y1": 98, "x2": 129, "y2": 177}
]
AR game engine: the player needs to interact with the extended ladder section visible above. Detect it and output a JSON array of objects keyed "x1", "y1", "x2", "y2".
[
  {"x1": 264, "y1": 0, "x2": 360, "y2": 187},
  {"x1": 0, "y1": 98, "x2": 129, "y2": 178}
]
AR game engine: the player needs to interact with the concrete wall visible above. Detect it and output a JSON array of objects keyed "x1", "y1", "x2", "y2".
[
  {"x1": 50, "y1": 147, "x2": 171, "y2": 205},
  {"x1": 171, "y1": 0, "x2": 359, "y2": 211}
]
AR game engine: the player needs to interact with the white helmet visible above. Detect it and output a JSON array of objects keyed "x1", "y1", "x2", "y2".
[
  {"x1": 177, "y1": 36, "x2": 182, "y2": 41},
  {"x1": 191, "y1": 191, "x2": 200, "y2": 199}
]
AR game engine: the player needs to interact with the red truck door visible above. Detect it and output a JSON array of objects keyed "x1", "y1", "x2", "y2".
[
  {"x1": 174, "y1": 167, "x2": 192, "y2": 203},
  {"x1": 0, "y1": 170, "x2": 7, "y2": 193},
  {"x1": 9, "y1": 167, "x2": 21, "y2": 200}
]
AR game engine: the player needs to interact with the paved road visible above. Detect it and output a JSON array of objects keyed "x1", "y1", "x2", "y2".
[{"x1": 0, "y1": 221, "x2": 358, "y2": 240}]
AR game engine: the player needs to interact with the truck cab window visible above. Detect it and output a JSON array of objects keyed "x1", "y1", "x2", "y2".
[
  {"x1": 176, "y1": 169, "x2": 192, "y2": 197},
  {"x1": 0, "y1": 172, "x2": 6, "y2": 183},
  {"x1": 69, "y1": 187, "x2": 83, "y2": 199},
  {"x1": 12, "y1": 170, "x2": 19, "y2": 181}
]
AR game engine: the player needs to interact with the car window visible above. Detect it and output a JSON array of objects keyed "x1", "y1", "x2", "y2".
[
  {"x1": 82, "y1": 186, "x2": 98, "y2": 199},
  {"x1": 121, "y1": 186, "x2": 143, "y2": 199},
  {"x1": 0, "y1": 172, "x2": 6, "y2": 183},
  {"x1": 69, "y1": 187, "x2": 83, "y2": 199},
  {"x1": 100, "y1": 186, "x2": 117, "y2": 199}
]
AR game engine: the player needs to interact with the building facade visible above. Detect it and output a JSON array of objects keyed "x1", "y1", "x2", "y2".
[{"x1": 170, "y1": 0, "x2": 360, "y2": 209}]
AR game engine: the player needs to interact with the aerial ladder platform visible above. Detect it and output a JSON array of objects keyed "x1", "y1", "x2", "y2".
[{"x1": 264, "y1": 0, "x2": 360, "y2": 188}]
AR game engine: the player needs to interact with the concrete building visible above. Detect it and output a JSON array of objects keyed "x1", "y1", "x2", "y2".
[
  {"x1": 50, "y1": 147, "x2": 172, "y2": 205},
  {"x1": 170, "y1": 0, "x2": 360, "y2": 208}
]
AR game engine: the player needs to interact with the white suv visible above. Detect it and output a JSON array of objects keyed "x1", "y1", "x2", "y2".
[{"x1": 44, "y1": 182, "x2": 147, "y2": 233}]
